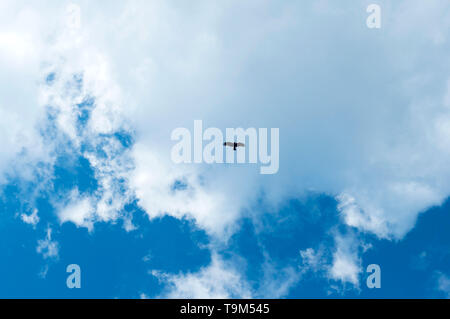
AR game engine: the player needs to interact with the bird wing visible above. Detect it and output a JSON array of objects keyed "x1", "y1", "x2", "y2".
[
  {"x1": 236, "y1": 142, "x2": 245, "y2": 147},
  {"x1": 224, "y1": 142, "x2": 234, "y2": 147}
]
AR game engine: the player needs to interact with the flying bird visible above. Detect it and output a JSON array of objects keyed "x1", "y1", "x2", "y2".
[{"x1": 223, "y1": 142, "x2": 245, "y2": 151}]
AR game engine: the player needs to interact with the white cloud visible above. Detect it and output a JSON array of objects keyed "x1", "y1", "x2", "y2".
[
  {"x1": 20, "y1": 208, "x2": 40, "y2": 226},
  {"x1": 0, "y1": 3, "x2": 54, "y2": 183},
  {"x1": 38, "y1": 265, "x2": 50, "y2": 279},
  {"x1": 130, "y1": 143, "x2": 249, "y2": 238},
  {"x1": 328, "y1": 233, "x2": 362, "y2": 287},
  {"x1": 256, "y1": 260, "x2": 300, "y2": 298},
  {"x1": 151, "y1": 254, "x2": 253, "y2": 298},
  {"x1": 36, "y1": 227, "x2": 59, "y2": 260},
  {"x1": 0, "y1": 0, "x2": 449, "y2": 271},
  {"x1": 0, "y1": 0, "x2": 449, "y2": 299},
  {"x1": 437, "y1": 273, "x2": 450, "y2": 298},
  {"x1": 299, "y1": 247, "x2": 326, "y2": 273},
  {"x1": 58, "y1": 188, "x2": 95, "y2": 231},
  {"x1": 11, "y1": 3, "x2": 136, "y2": 232},
  {"x1": 337, "y1": 182, "x2": 445, "y2": 240},
  {"x1": 151, "y1": 250, "x2": 301, "y2": 298},
  {"x1": 104, "y1": 0, "x2": 450, "y2": 241},
  {"x1": 299, "y1": 235, "x2": 365, "y2": 291}
]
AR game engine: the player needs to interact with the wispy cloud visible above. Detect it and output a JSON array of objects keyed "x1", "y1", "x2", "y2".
[
  {"x1": 36, "y1": 227, "x2": 59, "y2": 260},
  {"x1": 20, "y1": 208, "x2": 40, "y2": 227},
  {"x1": 436, "y1": 272, "x2": 450, "y2": 298},
  {"x1": 151, "y1": 254, "x2": 253, "y2": 298},
  {"x1": 0, "y1": 0, "x2": 449, "y2": 298}
]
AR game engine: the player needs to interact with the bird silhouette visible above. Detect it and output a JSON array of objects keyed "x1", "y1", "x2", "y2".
[{"x1": 223, "y1": 142, "x2": 245, "y2": 151}]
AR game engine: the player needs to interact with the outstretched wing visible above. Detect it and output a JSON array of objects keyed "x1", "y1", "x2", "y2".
[
  {"x1": 224, "y1": 142, "x2": 234, "y2": 147},
  {"x1": 236, "y1": 142, "x2": 245, "y2": 147}
]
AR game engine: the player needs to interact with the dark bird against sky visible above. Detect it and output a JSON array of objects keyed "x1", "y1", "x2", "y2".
[{"x1": 223, "y1": 142, "x2": 245, "y2": 151}]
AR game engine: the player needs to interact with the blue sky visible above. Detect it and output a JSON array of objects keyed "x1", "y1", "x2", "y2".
[
  {"x1": 1, "y1": 166, "x2": 449, "y2": 298},
  {"x1": 0, "y1": 1, "x2": 450, "y2": 298}
]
